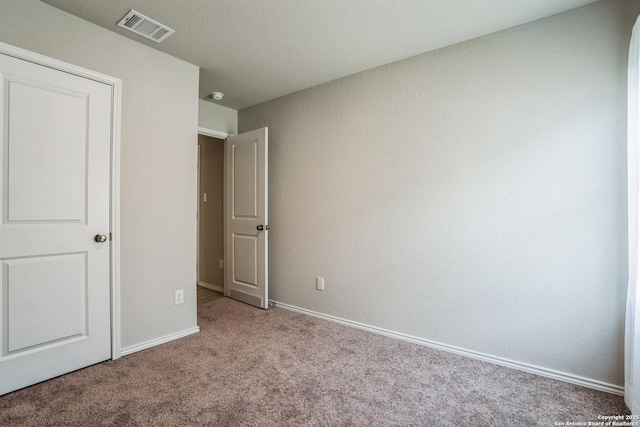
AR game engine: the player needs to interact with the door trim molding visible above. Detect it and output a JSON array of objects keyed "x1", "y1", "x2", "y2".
[
  {"x1": 198, "y1": 126, "x2": 232, "y2": 139},
  {"x1": 0, "y1": 41, "x2": 123, "y2": 360}
]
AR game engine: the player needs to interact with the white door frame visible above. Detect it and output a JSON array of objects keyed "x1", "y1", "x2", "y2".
[
  {"x1": 198, "y1": 127, "x2": 231, "y2": 140},
  {"x1": 197, "y1": 127, "x2": 232, "y2": 296},
  {"x1": 0, "y1": 42, "x2": 123, "y2": 360}
]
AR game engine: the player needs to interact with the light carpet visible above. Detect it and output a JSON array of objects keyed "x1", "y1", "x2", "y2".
[{"x1": 0, "y1": 297, "x2": 629, "y2": 426}]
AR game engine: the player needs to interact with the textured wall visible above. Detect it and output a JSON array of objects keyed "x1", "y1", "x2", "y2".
[
  {"x1": 199, "y1": 100, "x2": 238, "y2": 135},
  {"x1": 240, "y1": 0, "x2": 639, "y2": 387},
  {"x1": 0, "y1": 0, "x2": 199, "y2": 348}
]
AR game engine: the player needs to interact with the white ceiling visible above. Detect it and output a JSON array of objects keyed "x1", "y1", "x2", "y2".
[{"x1": 41, "y1": 0, "x2": 598, "y2": 110}]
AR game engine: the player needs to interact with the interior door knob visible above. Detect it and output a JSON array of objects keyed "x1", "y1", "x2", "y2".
[
  {"x1": 94, "y1": 234, "x2": 108, "y2": 243},
  {"x1": 257, "y1": 225, "x2": 264, "y2": 231}
]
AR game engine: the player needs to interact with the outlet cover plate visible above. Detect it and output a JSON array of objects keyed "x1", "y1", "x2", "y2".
[{"x1": 175, "y1": 289, "x2": 184, "y2": 305}]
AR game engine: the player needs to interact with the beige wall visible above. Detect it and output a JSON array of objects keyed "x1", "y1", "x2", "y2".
[
  {"x1": 0, "y1": 0, "x2": 199, "y2": 348},
  {"x1": 199, "y1": 100, "x2": 238, "y2": 135},
  {"x1": 240, "y1": 0, "x2": 639, "y2": 388},
  {"x1": 198, "y1": 135, "x2": 225, "y2": 287}
]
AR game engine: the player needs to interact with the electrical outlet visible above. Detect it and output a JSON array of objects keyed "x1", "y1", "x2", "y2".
[
  {"x1": 316, "y1": 277, "x2": 325, "y2": 291},
  {"x1": 174, "y1": 289, "x2": 184, "y2": 305},
  {"x1": 219, "y1": 259, "x2": 224, "y2": 269}
]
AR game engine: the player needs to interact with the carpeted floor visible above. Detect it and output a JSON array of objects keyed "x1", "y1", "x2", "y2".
[
  {"x1": 0, "y1": 297, "x2": 630, "y2": 426},
  {"x1": 197, "y1": 285, "x2": 224, "y2": 305}
]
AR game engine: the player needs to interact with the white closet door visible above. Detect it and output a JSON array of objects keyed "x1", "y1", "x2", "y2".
[{"x1": 0, "y1": 51, "x2": 112, "y2": 395}]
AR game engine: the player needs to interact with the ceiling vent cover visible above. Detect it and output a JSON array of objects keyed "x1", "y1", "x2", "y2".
[{"x1": 117, "y1": 10, "x2": 174, "y2": 43}]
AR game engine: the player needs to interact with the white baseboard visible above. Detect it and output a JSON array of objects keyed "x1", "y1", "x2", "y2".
[
  {"x1": 270, "y1": 300, "x2": 624, "y2": 396},
  {"x1": 120, "y1": 327, "x2": 200, "y2": 357},
  {"x1": 198, "y1": 282, "x2": 223, "y2": 293}
]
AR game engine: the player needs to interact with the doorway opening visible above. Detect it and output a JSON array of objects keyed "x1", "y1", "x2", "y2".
[
  {"x1": 197, "y1": 134, "x2": 225, "y2": 305},
  {"x1": 196, "y1": 126, "x2": 269, "y2": 309}
]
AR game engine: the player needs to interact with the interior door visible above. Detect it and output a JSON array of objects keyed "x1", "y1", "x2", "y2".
[
  {"x1": 0, "y1": 52, "x2": 112, "y2": 395},
  {"x1": 225, "y1": 128, "x2": 268, "y2": 309}
]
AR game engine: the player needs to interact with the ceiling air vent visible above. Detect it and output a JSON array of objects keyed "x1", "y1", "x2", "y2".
[{"x1": 116, "y1": 10, "x2": 174, "y2": 43}]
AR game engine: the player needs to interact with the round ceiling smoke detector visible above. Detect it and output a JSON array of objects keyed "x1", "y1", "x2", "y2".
[{"x1": 210, "y1": 92, "x2": 224, "y2": 101}]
